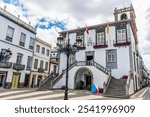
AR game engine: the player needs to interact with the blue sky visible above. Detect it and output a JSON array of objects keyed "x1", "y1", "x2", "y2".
[
  {"x1": 2, "y1": 0, "x2": 67, "y2": 30},
  {"x1": 1, "y1": 0, "x2": 150, "y2": 69}
]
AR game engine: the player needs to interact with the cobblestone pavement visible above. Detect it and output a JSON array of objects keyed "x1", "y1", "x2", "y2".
[{"x1": 0, "y1": 87, "x2": 149, "y2": 100}]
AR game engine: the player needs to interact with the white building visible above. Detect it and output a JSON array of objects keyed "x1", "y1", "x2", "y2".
[
  {"x1": 39, "y1": 5, "x2": 149, "y2": 97},
  {"x1": 29, "y1": 38, "x2": 51, "y2": 87},
  {"x1": 0, "y1": 7, "x2": 36, "y2": 88},
  {"x1": 50, "y1": 47, "x2": 59, "y2": 75}
]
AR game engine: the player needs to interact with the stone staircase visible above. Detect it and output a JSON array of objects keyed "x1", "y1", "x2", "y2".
[
  {"x1": 104, "y1": 77, "x2": 128, "y2": 98},
  {"x1": 38, "y1": 73, "x2": 58, "y2": 90},
  {"x1": 38, "y1": 61, "x2": 111, "y2": 90},
  {"x1": 38, "y1": 62, "x2": 76, "y2": 90}
]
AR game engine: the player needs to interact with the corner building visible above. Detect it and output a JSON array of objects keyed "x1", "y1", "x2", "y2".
[{"x1": 0, "y1": 7, "x2": 36, "y2": 88}]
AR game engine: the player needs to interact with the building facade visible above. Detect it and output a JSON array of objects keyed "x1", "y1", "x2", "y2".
[
  {"x1": 50, "y1": 47, "x2": 59, "y2": 75},
  {"x1": 0, "y1": 7, "x2": 36, "y2": 88},
  {"x1": 29, "y1": 38, "x2": 51, "y2": 88},
  {"x1": 47, "y1": 5, "x2": 149, "y2": 96}
]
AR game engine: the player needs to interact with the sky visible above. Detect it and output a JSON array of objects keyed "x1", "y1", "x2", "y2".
[{"x1": 0, "y1": 0, "x2": 150, "y2": 69}]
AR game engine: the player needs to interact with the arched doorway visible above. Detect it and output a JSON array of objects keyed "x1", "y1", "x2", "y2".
[{"x1": 74, "y1": 67, "x2": 93, "y2": 89}]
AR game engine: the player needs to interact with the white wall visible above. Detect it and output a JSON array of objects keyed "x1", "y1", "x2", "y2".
[
  {"x1": 54, "y1": 66, "x2": 108, "y2": 89},
  {"x1": 0, "y1": 16, "x2": 35, "y2": 49},
  {"x1": 0, "y1": 13, "x2": 36, "y2": 85},
  {"x1": 59, "y1": 25, "x2": 131, "y2": 79}
]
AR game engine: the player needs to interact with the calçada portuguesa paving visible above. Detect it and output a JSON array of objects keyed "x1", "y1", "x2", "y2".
[{"x1": 0, "y1": 87, "x2": 149, "y2": 100}]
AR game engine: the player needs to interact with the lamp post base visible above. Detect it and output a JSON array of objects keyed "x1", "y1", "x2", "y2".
[{"x1": 64, "y1": 89, "x2": 68, "y2": 100}]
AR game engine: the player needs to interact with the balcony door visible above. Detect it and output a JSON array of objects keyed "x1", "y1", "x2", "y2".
[
  {"x1": 0, "y1": 72, "x2": 7, "y2": 88},
  {"x1": 85, "y1": 51, "x2": 94, "y2": 65},
  {"x1": 11, "y1": 73, "x2": 20, "y2": 88},
  {"x1": 85, "y1": 75, "x2": 92, "y2": 88},
  {"x1": 24, "y1": 74, "x2": 30, "y2": 87}
]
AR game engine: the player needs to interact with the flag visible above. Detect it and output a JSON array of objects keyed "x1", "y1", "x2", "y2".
[
  {"x1": 106, "y1": 22, "x2": 109, "y2": 33},
  {"x1": 85, "y1": 27, "x2": 89, "y2": 34}
]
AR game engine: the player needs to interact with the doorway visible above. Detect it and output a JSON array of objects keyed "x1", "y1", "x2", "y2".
[
  {"x1": 31, "y1": 75, "x2": 36, "y2": 88},
  {"x1": 37, "y1": 75, "x2": 42, "y2": 87},
  {"x1": 74, "y1": 67, "x2": 93, "y2": 89},
  {"x1": 24, "y1": 74, "x2": 30, "y2": 87},
  {"x1": 0, "y1": 73, "x2": 7, "y2": 87},
  {"x1": 86, "y1": 55, "x2": 93, "y2": 61},
  {"x1": 85, "y1": 75, "x2": 92, "y2": 88},
  {"x1": 85, "y1": 51, "x2": 94, "y2": 65},
  {"x1": 11, "y1": 73, "x2": 20, "y2": 88}
]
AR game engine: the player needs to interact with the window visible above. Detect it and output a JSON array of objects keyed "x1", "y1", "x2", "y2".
[
  {"x1": 19, "y1": 32, "x2": 26, "y2": 47},
  {"x1": 6, "y1": 26, "x2": 14, "y2": 42},
  {"x1": 42, "y1": 47, "x2": 45, "y2": 55},
  {"x1": 34, "y1": 59, "x2": 38, "y2": 69},
  {"x1": 97, "y1": 32, "x2": 105, "y2": 45},
  {"x1": 106, "y1": 50, "x2": 117, "y2": 69},
  {"x1": 107, "y1": 54, "x2": 116, "y2": 62},
  {"x1": 117, "y1": 29, "x2": 126, "y2": 43},
  {"x1": 16, "y1": 53, "x2": 23, "y2": 64},
  {"x1": 29, "y1": 37, "x2": 35, "y2": 50},
  {"x1": 40, "y1": 60, "x2": 44, "y2": 69},
  {"x1": 76, "y1": 35, "x2": 84, "y2": 47},
  {"x1": 46, "y1": 49, "x2": 49, "y2": 56},
  {"x1": 26, "y1": 56, "x2": 32, "y2": 70},
  {"x1": 36, "y1": 45, "x2": 40, "y2": 53},
  {"x1": 45, "y1": 62, "x2": 48, "y2": 71}
]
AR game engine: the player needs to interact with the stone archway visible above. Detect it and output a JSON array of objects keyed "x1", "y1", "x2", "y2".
[{"x1": 74, "y1": 67, "x2": 93, "y2": 89}]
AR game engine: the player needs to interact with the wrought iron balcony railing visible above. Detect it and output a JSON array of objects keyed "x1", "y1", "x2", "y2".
[
  {"x1": 0, "y1": 61, "x2": 12, "y2": 68},
  {"x1": 13, "y1": 63, "x2": 25, "y2": 70}
]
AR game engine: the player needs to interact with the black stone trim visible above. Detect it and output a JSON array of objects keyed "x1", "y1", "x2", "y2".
[
  {"x1": 95, "y1": 26, "x2": 106, "y2": 46},
  {"x1": 114, "y1": 42, "x2": 131, "y2": 47},
  {"x1": 77, "y1": 46, "x2": 86, "y2": 50},
  {"x1": 76, "y1": 30, "x2": 85, "y2": 49},
  {"x1": 59, "y1": 20, "x2": 131, "y2": 34},
  {"x1": 115, "y1": 23, "x2": 128, "y2": 43},
  {"x1": 93, "y1": 44, "x2": 108, "y2": 49},
  {"x1": 0, "y1": 71, "x2": 8, "y2": 88}
]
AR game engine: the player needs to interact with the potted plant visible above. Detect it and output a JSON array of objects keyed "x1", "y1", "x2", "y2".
[
  {"x1": 87, "y1": 84, "x2": 91, "y2": 91},
  {"x1": 61, "y1": 85, "x2": 66, "y2": 90}
]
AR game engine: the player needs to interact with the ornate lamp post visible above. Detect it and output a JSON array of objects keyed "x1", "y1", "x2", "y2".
[{"x1": 57, "y1": 34, "x2": 81, "y2": 100}]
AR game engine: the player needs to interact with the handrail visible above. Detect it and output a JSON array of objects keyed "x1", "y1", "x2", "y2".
[
  {"x1": 40, "y1": 73, "x2": 56, "y2": 87},
  {"x1": 103, "y1": 71, "x2": 111, "y2": 94},
  {"x1": 52, "y1": 62, "x2": 76, "y2": 86},
  {"x1": 40, "y1": 60, "x2": 111, "y2": 89},
  {"x1": 76, "y1": 61, "x2": 109, "y2": 75}
]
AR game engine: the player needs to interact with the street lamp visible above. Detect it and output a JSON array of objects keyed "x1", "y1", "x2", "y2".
[{"x1": 57, "y1": 34, "x2": 81, "y2": 100}]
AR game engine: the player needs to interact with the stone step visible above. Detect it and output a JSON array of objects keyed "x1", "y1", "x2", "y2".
[
  {"x1": 106, "y1": 91, "x2": 126, "y2": 94},
  {"x1": 106, "y1": 89, "x2": 126, "y2": 92},
  {"x1": 103, "y1": 94, "x2": 129, "y2": 98},
  {"x1": 108, "y1": 86, "x2": 125, "y2": 88},
  {"x1": 105, "y1": 77, "x2": 128, "y2": 98},
  {"x1": 109, "y1": 82, "x2": 126, "y2": 85}
]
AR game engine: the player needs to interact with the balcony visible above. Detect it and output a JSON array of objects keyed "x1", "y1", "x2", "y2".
[
  {"x1": 0, "y1": 61, "x2": 12, "y2": 68},
  {"x1": 38, "y1": 68, "x2": 45, "y2": 73},
  {"x1": 77, "y1": 46, "x2": 86, "y2": 50},
  {"x1": 114, "y1": 42, "x2": 131, "y2": 47},
  {"x1": 13, "y1": 63, "x2": 25, "y2": 70},
  {"x1": 93, "y1": 44, "x2": 108, "y2": 49}
]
